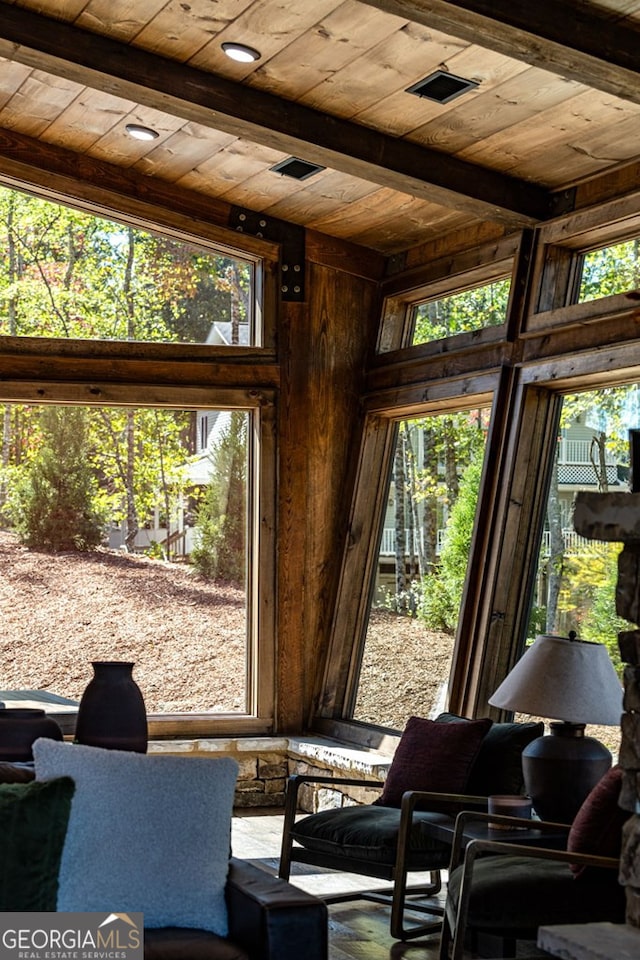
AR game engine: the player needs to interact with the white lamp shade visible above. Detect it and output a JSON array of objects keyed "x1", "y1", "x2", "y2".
[{"x1": 489, "y1": 634, "x2": 622, "y2": 725}]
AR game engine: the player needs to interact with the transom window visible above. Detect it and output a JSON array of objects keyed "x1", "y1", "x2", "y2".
[
  {"x1": 0, "y1": 187, "x2": 258, "y2": 346},
  {"x1": 578, "y1": 235, "x2": 640, "y2": 303},
  {"x1": 411, "y1": 277, "x2": 511, "y2": 346}
]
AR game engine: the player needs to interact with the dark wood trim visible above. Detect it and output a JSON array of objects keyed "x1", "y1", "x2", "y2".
[
  {"x1": 526, "y1": 294, "x2": 640, "y2": 337},
  {"x1": 0, "y1": 338, "x2": 280, "y2": 394},
  {"x1": 453, "y1": 385, "x2": 562, "y2": 716},
  {"x1": 381, "y1": 242, "x2": 518, "y2": 299},
  {"x1": 365, "y1": 338, "x2": 512, "y2": 406},
  {"x1": 399, "y1": 223, "x2": 509, "y2": 274},
  {"x1": 306, "y1": 231, "x2": 386, "y2": 282},
  {"x1": 0, "y1": 2, "x2": 552, "y2": 225},
  {"x1": 539, "y1": 194, "x2": 640, "y2": 251},
  {"x1": 315, "y1": 416, "x2": 398, "y2": 721},
  {"x1": 0, "y1": 128, "x2": 276, "y2": 262},
  {"x1": 360, "y1": 0, "x2": 640, "y2": 105}
]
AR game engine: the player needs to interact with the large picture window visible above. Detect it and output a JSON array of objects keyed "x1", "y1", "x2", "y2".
[
  {"x1": 353, "y1": 406, "x2": 491, "y2": 730},
  {"x1": 0, "y1": 183, "x2": 274, "y2": 733},
  {"x1": 0, "y1": 403, "x2": 256, "y2": 717}
]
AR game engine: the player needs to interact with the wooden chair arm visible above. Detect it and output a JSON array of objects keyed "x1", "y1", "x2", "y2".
[
  {"x1": 278, "y1": 773, "x2": 383, "y2": 879},
  {"x1": 401, "y1": 789, "x2": 488, "y2": 811},
  {"x1": 449, "y1": 807, "x2": 570, "y2": 871}
]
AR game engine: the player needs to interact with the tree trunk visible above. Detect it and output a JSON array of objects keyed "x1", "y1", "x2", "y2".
[
  {"x1": 422, "y1": 425, "x2": 439, "y2": 574},
  {"x1": 403, "y1": 429, "x2": 422, "y2": 582},
  {"x1": 1, "y1": 196, "x2": 18, "y2": 511},
  {"x1": 443, "y1": 417, "x2": 459, "y2": 503},
  {"x1": 590, "y1": 431, "x2": 609, "y2": 493},
  {"x1": 394, "y1": 431, "x2": 407, "y2": 612},
  {"x1": 123, "y1": 228, "x2": 139, "y2": 549}
]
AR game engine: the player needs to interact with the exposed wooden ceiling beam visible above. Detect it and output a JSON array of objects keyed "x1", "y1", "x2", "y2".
[
  {"x1": 0, "y1": 2, "x2": 554, "y2": 227},
  {"x1": 360, "y1": 0, "x2": 640, "y2": 104}
]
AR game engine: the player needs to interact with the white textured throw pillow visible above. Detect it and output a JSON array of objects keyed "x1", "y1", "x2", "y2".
[{"x1": 33, "y1": 738, "x2": 238, "y2": 934}]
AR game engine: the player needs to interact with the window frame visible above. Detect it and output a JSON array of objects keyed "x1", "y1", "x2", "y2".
[
  {"x1": 314, "y1": 213, "x2": 640, "y2": 741},
  {"x1": 0, "y1": 180, "x2": 280, "y2": 738}
]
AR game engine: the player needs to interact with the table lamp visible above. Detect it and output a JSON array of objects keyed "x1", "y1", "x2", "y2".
[{"x1": 489, "y1": 633, "x2": 622, "y2": 823}]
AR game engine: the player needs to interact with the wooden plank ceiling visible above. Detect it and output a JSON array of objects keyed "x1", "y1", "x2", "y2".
[{"x1": 0, "y1": 0, "x2": 638, "y2": 253}]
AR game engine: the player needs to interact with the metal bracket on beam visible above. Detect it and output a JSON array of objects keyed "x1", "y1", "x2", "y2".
[{"x1": 229, "y1": 207, "x2": 306, "y2": 302}]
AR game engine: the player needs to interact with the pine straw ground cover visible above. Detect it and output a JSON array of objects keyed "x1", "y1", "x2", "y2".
[{"x1": 0, "y1": 529, "x2": 622, "y2": 755}]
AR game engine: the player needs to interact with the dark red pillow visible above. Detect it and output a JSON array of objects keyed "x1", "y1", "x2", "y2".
[
  {"x1": 376, "y1": 715, "x2": 492, "y2": 808},
  {"x1": 568, "y1": 765, "x2": 629, "y2": 878}
]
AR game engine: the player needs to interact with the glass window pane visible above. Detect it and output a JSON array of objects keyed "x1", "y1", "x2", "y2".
[
  {"x1": 0, "y1": 403, "x2": 251, "y2": 715},
  {"x1": 411, "y1": 278, "x2": 510, "y2": 346},
  {"x1": 578, "y1": 237, "x2": 640, "y2": 302},
  {"x1": 0, "y1": 187, "x2": 256, "y2": 345},
  {"x1": 353, "y1": 407, "x2": 491, "y2": 729},
  {"x1": 527, "y1": 384, "x2": 640, "y2": 754}
]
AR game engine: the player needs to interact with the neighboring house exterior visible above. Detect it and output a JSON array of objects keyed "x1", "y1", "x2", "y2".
[{"x1": 107, "y1": 409, "x2": 231, "y2": 558}]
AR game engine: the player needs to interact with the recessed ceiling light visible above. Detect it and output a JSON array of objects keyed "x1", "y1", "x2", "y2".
[
  {"x1": 270, "y1": 157, "x2": 325, "y2": 181},
  {"x1": 125, "y1": 123, "x2": 160, "y2": 142},
  {"x1": 406, "y1": 70, "x2": 479, "y2": 104},
  {"x1": 222, "y1": 42, "x2": 261, "y2": 63}
]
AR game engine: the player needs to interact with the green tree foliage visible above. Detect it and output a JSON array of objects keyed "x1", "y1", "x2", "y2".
[
  {"x1": 412, "y1": 277, "x2": 511, "y2": 345},
  {"x1": 562, "y1": 544, "x2": 629, "y2": 673},
  {"x1": 536, "y1": 379, "x2": 639, "y2": 637},
  {"x1": 579, "y1": 237, "x2": 640, "y2": 301},
  {"x1": 0, "y1": 189, "x2": 253, "y2": 344},
  {"x1": 0, "y1": 185, "x2": 253, "y2": 565},
  {"x1": 384, "y1": 409, "x2": 487, "y2": 622},
  {"x1": 89, "y1": 407, "x2": 189, "y2": 553},
  {"x1": 419, "y1": 456, "x2": 483, "y2": 631},
  {"x1": 192, "y1": 412, "x2": 247, "y2": 582},
  {"x1": 10, "y1": 406, "x2": 106, "y2": 551}
]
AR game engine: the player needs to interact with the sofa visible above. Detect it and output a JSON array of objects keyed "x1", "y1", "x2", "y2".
[
  {"x1": 0, "y1": 754, "x2": 328, "y2": 960},
  {"x1": 144, "y1": 857, "x2": 328, "y2": 960}
]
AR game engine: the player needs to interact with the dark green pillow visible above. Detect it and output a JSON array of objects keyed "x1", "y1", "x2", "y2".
[
  {"x1": 435, "y1": 712, "x2": 544, "y2": 795},
  {"x1": 0, "y1": 776, "x2": 75, "y2": 910}
]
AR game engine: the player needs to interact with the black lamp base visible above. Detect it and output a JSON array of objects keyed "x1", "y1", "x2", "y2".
[{"x1": 522, "y1": 722, "x2": 612, "y2": 824}]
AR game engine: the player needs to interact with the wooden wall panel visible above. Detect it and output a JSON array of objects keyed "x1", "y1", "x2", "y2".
[{"x1": 276, "y1": 252, "x2": 380, "y2": 731}]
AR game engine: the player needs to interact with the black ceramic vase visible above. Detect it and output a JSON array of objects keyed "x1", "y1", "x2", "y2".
[
  {"x1": 75, "y1": 661, "x2": 148, "y2": 753},
  {"x1": 0, "y1": 707, "x2": 63, "y2": 761}
]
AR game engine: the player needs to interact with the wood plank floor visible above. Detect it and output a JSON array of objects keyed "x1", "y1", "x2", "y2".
[
  {"x1": 232, "y1": 808, "x2": 447, "y2": 960},
  {"x1": 231, "y1": 808, "x2": 551, "y2": 960}
]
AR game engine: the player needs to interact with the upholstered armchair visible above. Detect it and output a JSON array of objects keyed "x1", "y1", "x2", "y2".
[
  {"x1": 439, "y1": 766, "x2": 629, "y2": 960},
  {"x1": 279, "y1": 713, "x2": 543, "y2": 940}
]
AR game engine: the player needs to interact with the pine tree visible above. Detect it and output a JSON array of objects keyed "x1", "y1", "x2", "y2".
[
  {"x1": 191, "y1": 412, "x2": 246, "y2": 581},
  {"x1": 13, "y1": 406, "x2": 105, "y2": 551}
]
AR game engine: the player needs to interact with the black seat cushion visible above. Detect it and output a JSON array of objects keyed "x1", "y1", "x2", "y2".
[
  {"x1": 291, "y1": 804, "x2": 453, "y2": 869},
  {"x1": 447, "y1": 855, "x2": 625, "y2": 937}
]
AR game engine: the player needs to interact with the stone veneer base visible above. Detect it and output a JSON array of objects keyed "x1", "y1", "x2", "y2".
[{"x1": 147, "y1": 735, "x2": 391, "y2": 810}]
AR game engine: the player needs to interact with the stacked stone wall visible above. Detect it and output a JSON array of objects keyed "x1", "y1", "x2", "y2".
[{"x1": 147, "y1": 735, "x2": 390, "y2": 811}]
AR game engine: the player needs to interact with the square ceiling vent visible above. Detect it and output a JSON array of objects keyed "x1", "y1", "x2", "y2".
[
  {"x1": 406, "y1": 70, "x2": 479, "y2": 104},
  {"x1": 270, "y1": 157, "x2": 326, "y2": 180}
]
